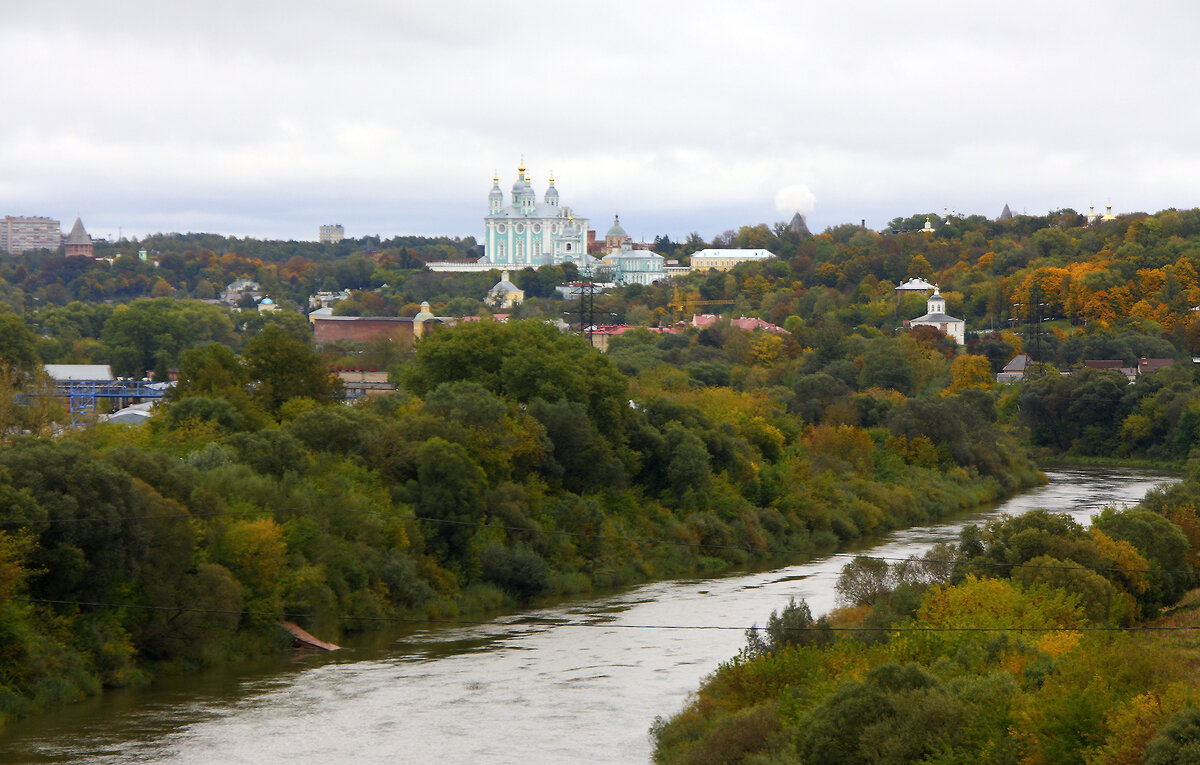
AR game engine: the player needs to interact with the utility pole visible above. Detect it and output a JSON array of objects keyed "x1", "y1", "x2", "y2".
[
  {"x1": 577, "y1": 266, "x2": 596, "y2": 346},
  {"x1": 1010, "y1": 284, "x2": 1048, "y2": 361}
]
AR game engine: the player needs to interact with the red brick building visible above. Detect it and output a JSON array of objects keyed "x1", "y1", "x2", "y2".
[{"x1": 312, "y1": 316, "x2": 420, "y2": 345}]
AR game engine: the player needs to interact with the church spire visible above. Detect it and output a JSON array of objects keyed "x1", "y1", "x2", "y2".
[{"x1": 488, "y1": 171, "x2": 503, "y2": 214}]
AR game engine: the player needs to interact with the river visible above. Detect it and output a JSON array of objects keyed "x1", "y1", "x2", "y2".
[{"x1": 0, "y1": 468, "x2": 1176, "y2": 764}]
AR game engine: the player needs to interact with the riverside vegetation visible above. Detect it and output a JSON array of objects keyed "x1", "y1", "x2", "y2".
[
  {"x1": 2, "y1": 205, "x2": 1200, "y2": 745},
  {"x1": 0, "y1": 318, "x2": 1041, "y2": 730},
  {"x1": 651, "y1": 461, "x2": 1200, "y2": 765}
]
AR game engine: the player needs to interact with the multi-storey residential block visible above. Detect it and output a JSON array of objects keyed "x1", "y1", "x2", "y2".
[{"x1": 1, "y1": 216, "x2": 62, "y2": 254}]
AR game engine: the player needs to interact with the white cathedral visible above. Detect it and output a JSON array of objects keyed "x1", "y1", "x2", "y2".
[{"x1": 483, "y1": 163, "x2": 592, "y2": 269}]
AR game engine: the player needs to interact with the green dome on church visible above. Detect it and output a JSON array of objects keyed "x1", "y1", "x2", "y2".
[{"x1": 606, "y1": 215, "x2": 628, "y2": 239}]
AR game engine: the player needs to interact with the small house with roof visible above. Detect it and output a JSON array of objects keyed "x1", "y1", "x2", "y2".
[
  {"x1": 44, "y1": 364, "x2": 114, "y2": 382},
  {"x1": 690, "y1": 314, "x2": 790, "y2": 335},
  {"x1": 487, "y1": 271, "x2": 525, "y2": 309},
  {"x1": 223, "y1": 278, "x2": 261, "y2": 305},
  {"x1": 894, "y1": 277, "x2": 937, "y2": 294},
  {"x1": 587, "y1": 324, "x2": 677, "y2": 353},
  {"x1": 1139, "y1": 357, "x2": 1174, "y2": 375},
  {"x1": 908, "y1": 287, "x2": 964, "y2": 344},
  {"x1": 997, "y1": 354, "x2": 1032, "y2": 383}
]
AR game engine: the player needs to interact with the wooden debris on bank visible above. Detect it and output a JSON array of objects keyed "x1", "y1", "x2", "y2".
[{"x1": 280, "y1": 621, "x2": 342, "y2": 651}]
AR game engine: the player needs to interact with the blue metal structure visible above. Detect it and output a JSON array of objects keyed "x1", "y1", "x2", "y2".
[
  {"x1": 51, "y1": 379, "x2": 167, "y2": 426},
  {"x1": 23, "y1": 378, "x2": 367, "y2": 426}
]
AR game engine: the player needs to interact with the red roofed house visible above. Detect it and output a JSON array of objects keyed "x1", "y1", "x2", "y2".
[
  {"x1": 588, "y1": 324, "x2": 677, "y2": 352},
  {"x1": 691, "y1": 314, "x2": 790, "y2": 335}
]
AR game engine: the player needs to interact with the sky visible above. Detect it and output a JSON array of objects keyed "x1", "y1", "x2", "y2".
[{"x1": 3, "y1": 0, "x2": 1199, "y2": 243}]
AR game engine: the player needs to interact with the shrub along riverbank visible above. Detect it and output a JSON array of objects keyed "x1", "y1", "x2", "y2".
[
  {"x1": 0, "y1": 320, "x2": 1043, "y2": 729},
  {"x1": 652, "y1": 460, "x2": 1200, "y2": 764}
]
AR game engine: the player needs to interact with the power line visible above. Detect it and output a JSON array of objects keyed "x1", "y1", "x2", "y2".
[{"x1": 4, "y1": 595, "x2": 1199, "y2": 634}]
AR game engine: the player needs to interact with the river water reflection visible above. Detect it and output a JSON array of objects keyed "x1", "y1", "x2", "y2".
[{"x1": 0, "y1": 468, "x2": 1176, "y2": 764}]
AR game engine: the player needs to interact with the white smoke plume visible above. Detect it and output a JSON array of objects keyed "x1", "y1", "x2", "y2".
[{"x1": 774, "y1": 184, "x2": 816, "y2": 218}]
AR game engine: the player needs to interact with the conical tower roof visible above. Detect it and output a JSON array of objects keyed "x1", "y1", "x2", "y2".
[
  {"x1": 65, "y1": 217, "x2": 91, "y2": 245},
  {"x1": 788, "y1": 211, "x2": 811, "y2": 237},
  {"x1": 999, "y1": 203, "x2": 1013, "y2": 221}
]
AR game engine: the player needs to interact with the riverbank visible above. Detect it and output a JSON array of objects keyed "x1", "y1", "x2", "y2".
[
  {"x1": 0, "y1": 403, "x2": 1047, "y2": 731},
  {"x1": 0, "y1": 468, "x2": 1165, "y2": 764},
  {"x1": 1034, "y1": 453, "x2": 1188, "y2": 472},
  {"x1": 652, "y1": 465, "x2": 1198, "y2": 764}
]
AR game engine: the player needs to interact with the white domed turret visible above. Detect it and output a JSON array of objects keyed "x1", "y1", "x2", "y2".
[
  {"x1": 415, "y1": 300, "x2": 435, "y2": 322},
  {"x1": 927, "y1": 287, "x2": 946, "y2": 315},
  {"x1": 488, "y1": 172, "x2": 503, "y2": 214},
  {"x1": 510, "y1": 162, "x2": 536, "y2": 214},
  {"x1": 544, "y1": 171, "x2": 559, "y2": 206}
]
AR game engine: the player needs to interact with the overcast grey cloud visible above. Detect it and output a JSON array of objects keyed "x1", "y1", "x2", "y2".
[{"x1": 2, "y1": 0, "x2": 1198, "y2": 242}]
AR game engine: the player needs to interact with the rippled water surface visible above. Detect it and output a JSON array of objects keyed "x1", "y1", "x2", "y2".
[{"x1": 0, "y1": 468, "x2": 1174, "y2": 764}]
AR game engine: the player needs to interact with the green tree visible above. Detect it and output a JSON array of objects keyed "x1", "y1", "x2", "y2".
[
  {"x1": 797, "y1": 663, "x2": 966, "y2": 765},
  {"x1": 835, "y1": 555, "x2": 895, "y2": 606},
  {"x1": 402, "y1": 320, "x2": 629, "y2": 441},
  {"x1": 0, "y1": 311, "x2": 39, "y2": 381},
  {"x1": 101, "y1": 298, "x2": 236, "y2": 378},
  {"x1": 0, "y1": 440, "x2": 149, "y2": 602},
  {"x1": 171, "y1": 342, "x2": 248, "y2": 399},
  {"x1": 1144, "y1": 706, "x2": 1200, "y2": 765},
  {"x1": 1010, "y1": 555, "x2": 1116, "y2": 623},
  {"x1": 744, "y1": 597, "x2": 832, "y2": 656},
  {"x1": 663, "y1": 422, "x2": 711, "y2": 500},
  {"x1": 1092, "y1": 507, "x2": 1193, "y2": 614},
  {"x1": 973, "y1": 333, "x2": 1017, "y2": 373},
  {"x1": 415, "y1": 437, "x2": 487, "y2": 559},
  {"x1": 243, "y1": 325, "x2": 341, "y2": 414},
  {"x1": 859, "y1": 339, "x2": 915, "y2": 394}
]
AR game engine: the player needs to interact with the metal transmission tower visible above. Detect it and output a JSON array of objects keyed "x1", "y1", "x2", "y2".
[
  {"x1": 1010, "y1": 284, "x2": 1049, "y2": 361},
  {"x1": 578, "y1": 267, "x2": 596, "y2": 344}
]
